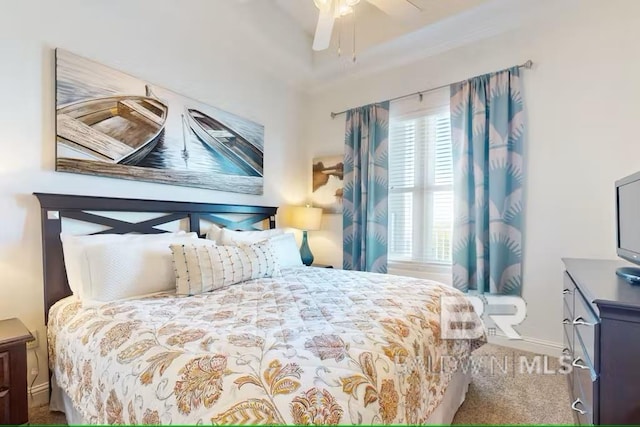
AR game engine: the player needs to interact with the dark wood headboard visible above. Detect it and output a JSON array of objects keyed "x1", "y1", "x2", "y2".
[{"x1": 34, "y1": 193, "x2": 278, "y2": 322}]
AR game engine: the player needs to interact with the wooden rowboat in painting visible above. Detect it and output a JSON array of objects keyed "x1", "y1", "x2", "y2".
[
  {"x1": 185, "y1": 109, "x2": 263, "y2": 176},
  {"x1": 56, "y1": 95, "x2": 168, "y2": 165}
]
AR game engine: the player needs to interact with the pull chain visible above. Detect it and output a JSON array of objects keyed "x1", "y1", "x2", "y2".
[
  {"x1": 352, "y1": 6, "x2": 356, "y2": 63},
  {"x1": 337, "y1": 16, "x2": 342, "y2": 57}
]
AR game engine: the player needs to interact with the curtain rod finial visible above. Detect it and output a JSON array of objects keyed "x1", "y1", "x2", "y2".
[
  {"x1": 330, "y1": 112, "x2": 337, "y2": 119},
  {"x1": 523, "y1": 60, "x2": 533, "y2": 69}
]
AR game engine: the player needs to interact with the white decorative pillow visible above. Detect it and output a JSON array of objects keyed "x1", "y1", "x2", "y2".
[
  {"x1": 269, "y1": 233, "x2": 302, "y2": 267},
  {"x1": 171, "y1": 240, "x2": 279, "y2": 295},
  {"x1": 61, "y1": 231, "x2": 196, "y2": 298},
  {"x1": 81, "y1": 235, "x2": 199, "y2": 302},
  {"x1": 205, "y1": 224, "x2": 223, "y2": 243},
  {"x1": 219, "y1": 228, "x2": 284, "y2": 246}
]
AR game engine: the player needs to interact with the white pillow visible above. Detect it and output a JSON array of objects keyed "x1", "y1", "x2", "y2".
[
  {"x1": 269, "y1": 233, "x2": 302, "y2": 267},
  {"x1": 205, "y1": 224, "x2": 223, "y2": 242},
  {"x1": 60, "y1": 231, "x2": 196, "y2": 298},
  {"x1": 219, "y1": 228, "x2": 284, "y2": 246},
  {"x1": 171, "y1": 240, "x2": 279, "y2": 295},
  {"x1": 81, "y1": 235, "x2": 198, "y2": 302}
]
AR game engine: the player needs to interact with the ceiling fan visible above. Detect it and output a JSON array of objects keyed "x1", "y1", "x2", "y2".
[{"x1": 312, "y1": 0, "x2": 421, "y2": 51}]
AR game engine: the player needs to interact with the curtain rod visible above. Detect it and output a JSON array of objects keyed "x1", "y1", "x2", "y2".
[{"x1": 330, "y1": 60, "x2": 533, "y2": 119}]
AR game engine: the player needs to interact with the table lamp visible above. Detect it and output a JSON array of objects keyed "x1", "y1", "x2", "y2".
[{"x1": 290, "y1": 205, "x2": 323, "y2": 266}]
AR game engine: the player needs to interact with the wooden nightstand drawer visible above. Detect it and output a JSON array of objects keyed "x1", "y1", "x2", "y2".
[
  {"x1": 0, "y1": 351, "x2": 11, "y2": 424},
  {"x1": 0, "y1": 351, "x2": 8, "y2": 425},
  {"x1": 0, "y1": 351, "x2": 8, "y2": 387},
  {"x1": 0, "y1": 319, "x2": 33, "y2": 425},
  {"x1": 0, "y1": 387, "x2": 9, "y2": 425}
]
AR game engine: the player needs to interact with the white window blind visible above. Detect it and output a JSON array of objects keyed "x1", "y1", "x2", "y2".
[{"x1": 388, "y1": 89, "x2": 452, "y2": 266}]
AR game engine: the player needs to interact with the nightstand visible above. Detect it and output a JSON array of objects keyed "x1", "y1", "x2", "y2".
[
  {"x1": 0, "y1": 318, "x2": 34, "y2": 425},
  {"x1": 311, "y1": 264, "x2": 333, "y2": 268}
]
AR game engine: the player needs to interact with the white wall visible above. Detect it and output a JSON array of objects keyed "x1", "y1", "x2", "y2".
[
  {"x1": 4, "y1": 0, "x2": 639, "y2": 396},
  {"x1": 0, "y1": 0, "x2": 308, "y2": 397},
  {"x1": 303, "y1": 0, "x2": 640, "y2": 348}
]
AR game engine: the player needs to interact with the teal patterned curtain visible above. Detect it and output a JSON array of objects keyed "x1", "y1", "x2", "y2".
[
  {"x1": 450, "y1": 67, "x2": 525, "y2": 295},
  {"x1": 343, "y1": 102, "x2": 390, "y2": 273}
]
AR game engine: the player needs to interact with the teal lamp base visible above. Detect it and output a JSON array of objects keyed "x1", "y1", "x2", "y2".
[{"x1": 299, "y1": 230, "x2": 314, "y2": 266}]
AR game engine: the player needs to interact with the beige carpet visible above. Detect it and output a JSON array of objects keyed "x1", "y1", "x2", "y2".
[
  {"x1": 451, "y1": 344, "x2": 574, "y2": 424},
  {"x1": 29, "y1": 344, "x2": 574, "y2": 425}
]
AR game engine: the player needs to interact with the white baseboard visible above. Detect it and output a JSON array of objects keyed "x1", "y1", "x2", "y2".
[
  {"x1": 487, "y1": 332, "x2": 564, "y2": 357},
  {"x1": 28, "y1": 382, "x2": 49, "y2": 408}
]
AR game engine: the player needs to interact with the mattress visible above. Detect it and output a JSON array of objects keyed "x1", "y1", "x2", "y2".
[{"x1": 48, "y1": 266, "x2": 484, "y2": 425}]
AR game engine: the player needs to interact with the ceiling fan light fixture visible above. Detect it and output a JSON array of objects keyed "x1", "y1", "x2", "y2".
[
  {"x1": 338, "y1": 0, "x2": 360, "y2": 16},
  {"x1": 313, "y1": 0, "x2": 360, "y2": 15},
  {"x1": 313, "y1": 0, "x2": 331, "y2": 11},
  {"x1": 312, "y1": 0, "x2": 361, "y2": 55},
  {"x1": 337, "y1": 4, "x2": 353, "y2": 16}
]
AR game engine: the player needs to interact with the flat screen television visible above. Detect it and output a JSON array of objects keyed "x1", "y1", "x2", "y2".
[{"x1": 616, "y1": 170, "x2": 640, "y2": 283}]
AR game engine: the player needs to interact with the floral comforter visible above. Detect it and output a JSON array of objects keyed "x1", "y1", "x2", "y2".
[{"x1": 48, "y1": 267, "x2": 484, "y2": 425}]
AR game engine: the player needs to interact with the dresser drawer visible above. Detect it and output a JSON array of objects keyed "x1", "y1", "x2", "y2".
[
  {"x1": 572, "y1": 317, "x2": 597, "y2": 425},
  {"x1": 562, "y1": 272, "x2": 575, "y2": 392},
  {"x1": 563, "y1": 272, "x2": 575, "y2": 352},
  {"x1": 572, "y1": 375, "x2": 595, "y2": 425},
  {"x1": 571, "y1": 335, "x2": 598, "y2": 424},
  {"x1": 563, "y1": 272, "x2": 575, "y2": 314},
  {"x1": 563, "y1": 297, "x2": 574, "y2": 353},
  {"x1": 564, "y1": 325, "x2": 574, "y2": 392},
  {"x1": 573, "y1": 287, "x2": 599, "y2": 371}
]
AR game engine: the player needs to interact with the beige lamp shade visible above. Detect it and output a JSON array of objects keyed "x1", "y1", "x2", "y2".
[{"x1": 290, "y1": 206, "x2": 323, "y2": 231}]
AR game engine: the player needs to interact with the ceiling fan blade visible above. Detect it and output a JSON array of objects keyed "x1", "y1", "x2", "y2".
[
  {"x1": 365, "y1": 0, "x2": 421, "y2": 21},
  {"x1": 312, "y1": 6, "x2": 336, "y2": 51}
]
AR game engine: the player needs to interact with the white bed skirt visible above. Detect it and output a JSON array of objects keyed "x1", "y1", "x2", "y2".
[
  {"x1": 50, "y1": 369, "x2": 471, "y2": 425},
  {"x1": 49, "y1": 372, "x2": 89, "y2": 424},
  {"x1": 425, "y1": 369, "x2": 472, "y2": 424}
]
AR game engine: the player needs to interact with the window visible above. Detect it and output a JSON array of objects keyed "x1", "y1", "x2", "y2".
[{"x1": 388, "y1": 89, "x2": 452, "y2": 266}]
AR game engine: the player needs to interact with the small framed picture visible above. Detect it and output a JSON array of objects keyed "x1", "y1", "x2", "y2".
[{"x1": 311, "y1": 155, "x2": 344, "y2": 214}]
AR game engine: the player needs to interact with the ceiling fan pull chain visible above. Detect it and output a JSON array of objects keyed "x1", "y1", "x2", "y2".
[
  {"x1": 338, "y1": 16, "x2": 342, "y2": 57},
  {"x1": 352, "y1": 6, "x2": 357, "y2": 63}
]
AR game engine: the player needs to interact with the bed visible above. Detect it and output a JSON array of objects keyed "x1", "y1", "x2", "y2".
[{"x1": 35, "y1": 193, "x2": 485, "y2": 425}]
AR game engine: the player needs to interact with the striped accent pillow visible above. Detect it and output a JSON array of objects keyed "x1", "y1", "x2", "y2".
[{"x1": 170, "y1": 240, "x2": 279, "y2": 295}]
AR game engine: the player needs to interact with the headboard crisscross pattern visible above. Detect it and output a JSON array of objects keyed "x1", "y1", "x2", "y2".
[{"x1": 34, "y1": 193, "x2": 278, "y2": 322}]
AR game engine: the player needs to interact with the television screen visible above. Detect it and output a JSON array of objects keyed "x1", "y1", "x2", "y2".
[{"x1": 618, "y1": 178, "x2": 640, "y2": 257}]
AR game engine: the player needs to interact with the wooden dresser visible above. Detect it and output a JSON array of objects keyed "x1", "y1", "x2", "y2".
[
  {"x1": 563, "y1": 258, "x2": 640, "y2": 425},
  {"x1": 0, "y1": 319, "x2": 33, "y2": 425}
]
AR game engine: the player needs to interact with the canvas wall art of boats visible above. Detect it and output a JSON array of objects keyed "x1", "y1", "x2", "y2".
[
  {"x1": 185, "y1": 109, "x2": 263, "y2": 176},
  {"x1": 57, "y1": 94, "x2": 168, "y2": 165},
  {"x1": 55, "y1": 49, "x2": 265, "y2": 195}
]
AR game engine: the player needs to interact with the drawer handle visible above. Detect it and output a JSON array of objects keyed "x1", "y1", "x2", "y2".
[
  {"x1": 573, "y1": 316, "x2": 595, "y2": 327},
  {"x1": 572, "y1": 357, "x2": 590, "y2": 370},
  {"x1": 0, "y1": 386, "x2": 8, "y2": 398},
  {"x1": 562, "y1": 318, "x2": 571, "y2": 324},
  {"x1": 571, "y1": 398, "x2": 587, "y2": 415},
  {"x1": 563, "y1": 288, "x2": 571, "y2": 294}
]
